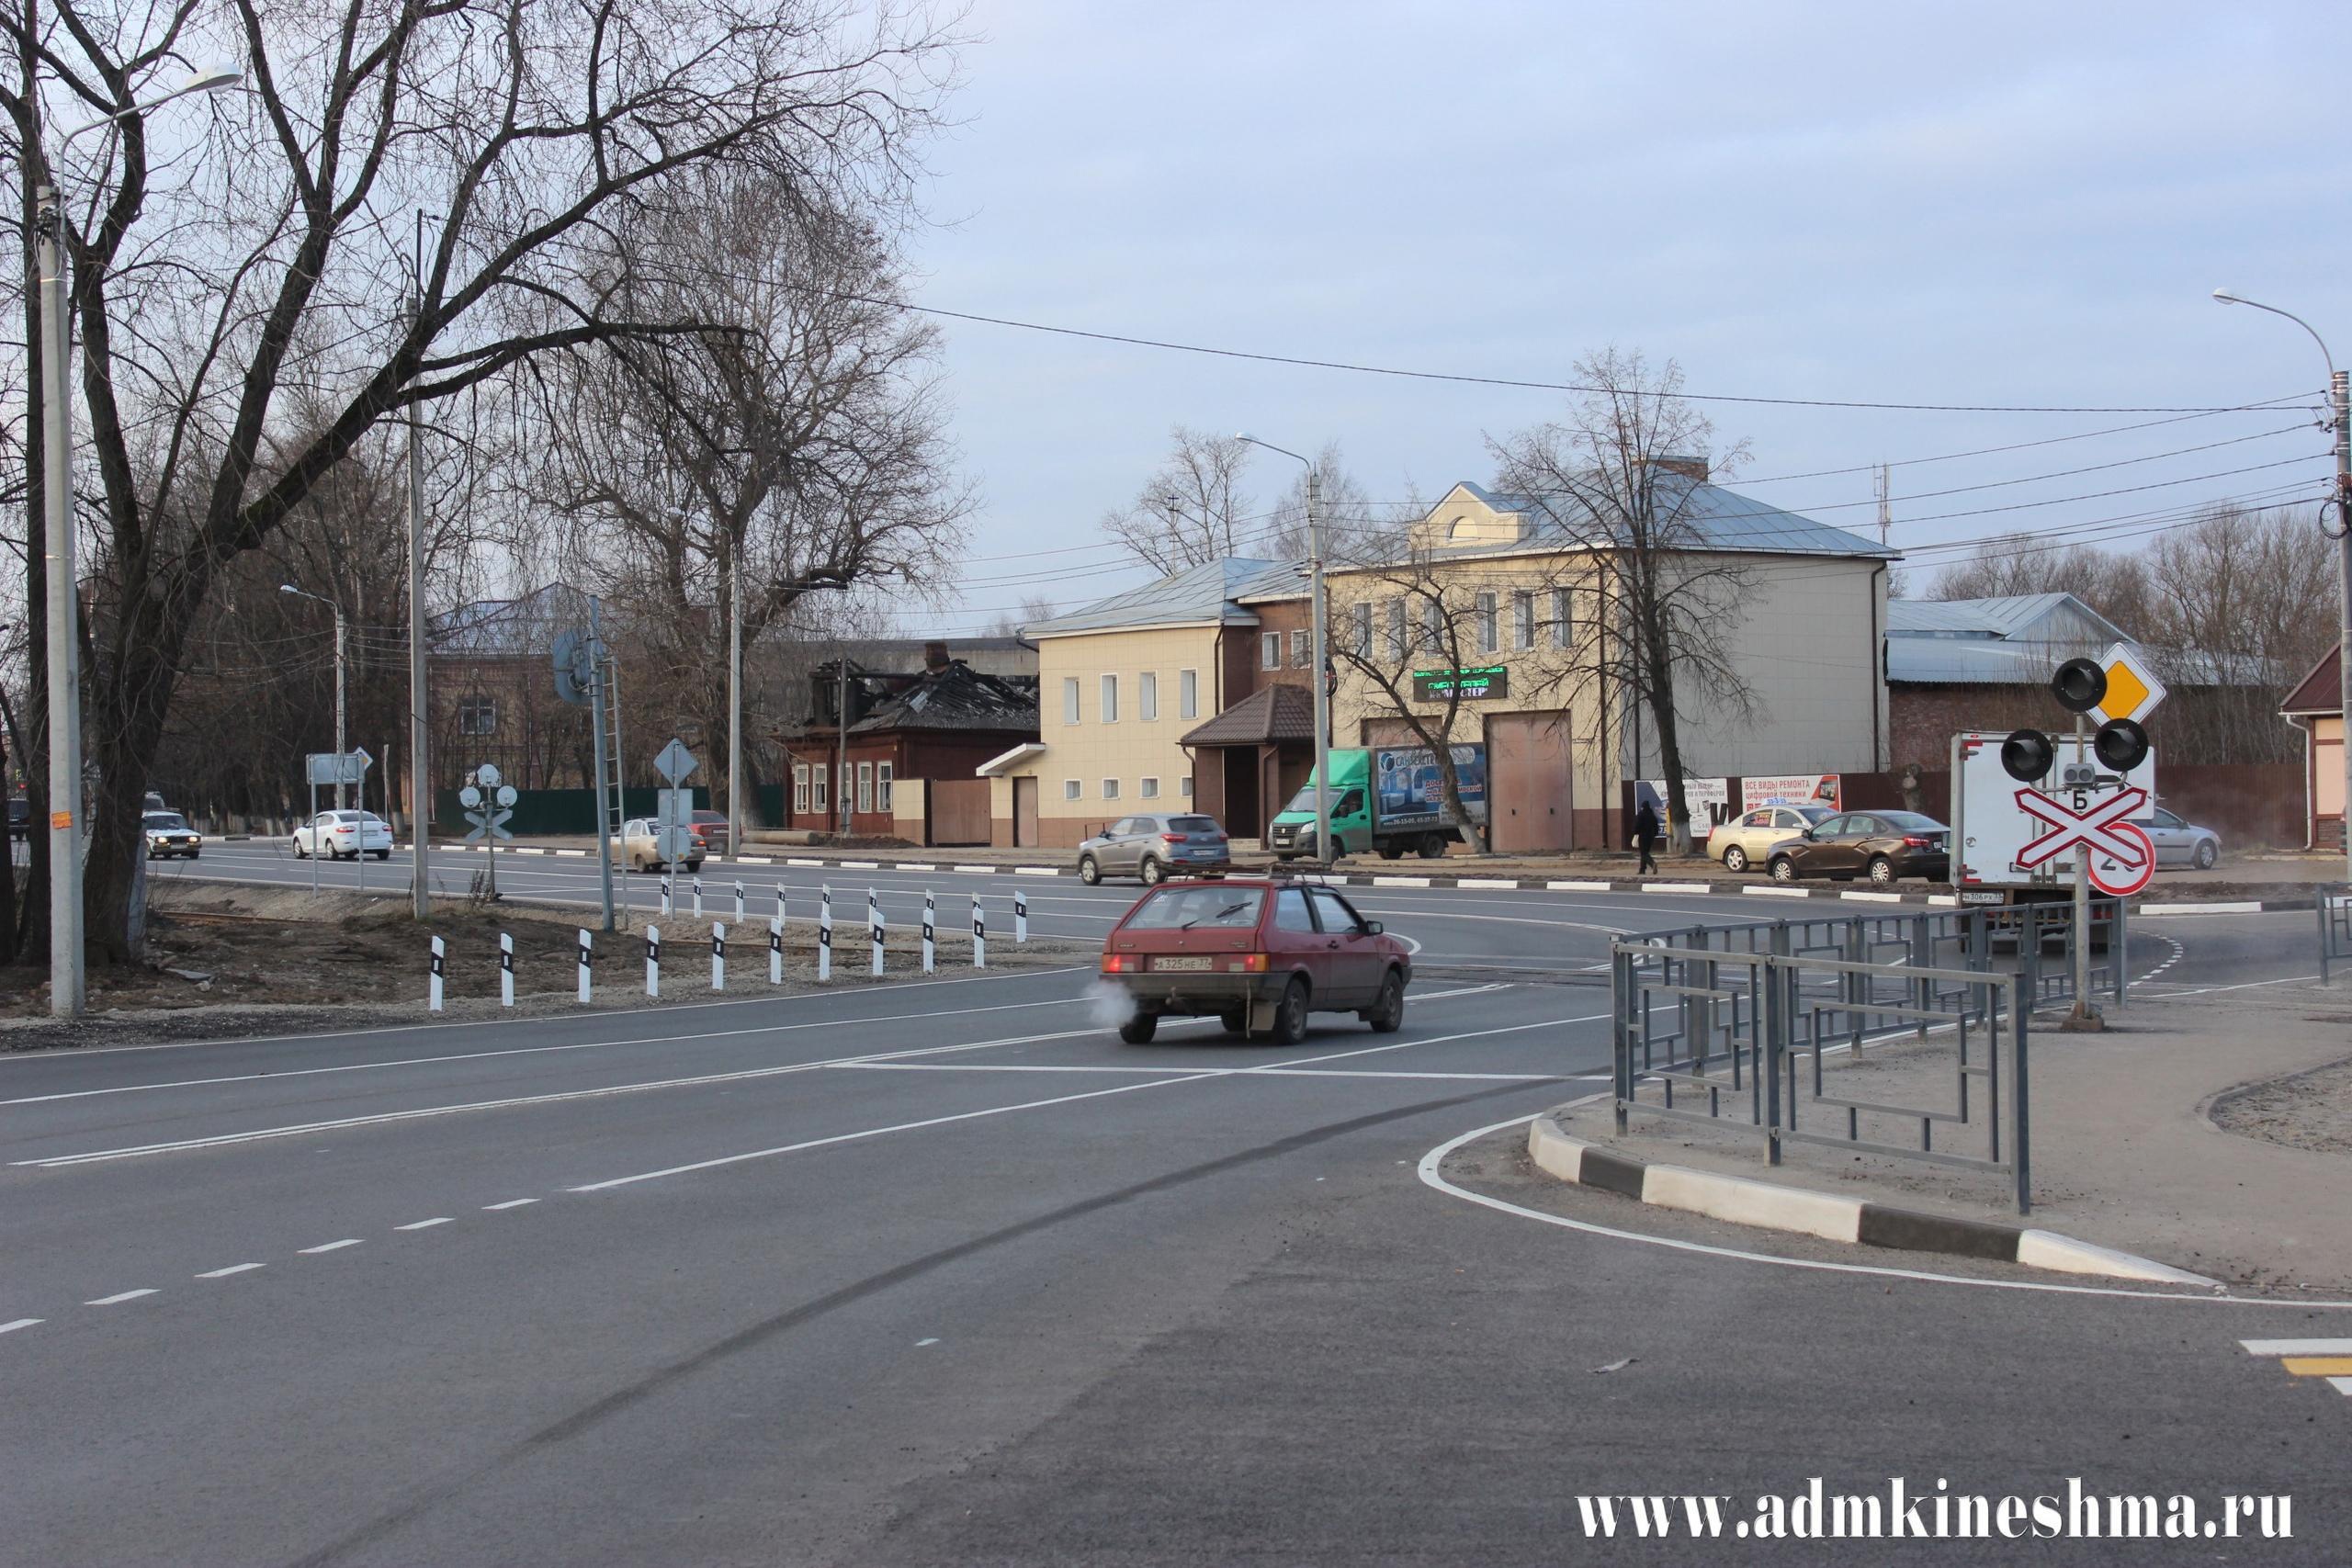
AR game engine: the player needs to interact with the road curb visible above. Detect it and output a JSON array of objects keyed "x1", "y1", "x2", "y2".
[{"x1": 1524, "y1": 1112, "x2": 2218, "y2": 1286}]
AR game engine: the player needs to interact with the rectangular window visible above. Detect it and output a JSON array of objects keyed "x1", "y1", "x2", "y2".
[
  {"x1": 1140, "y1": 777, "x2": 1160, "y2": 798},
  {"x1": 1351, "y1": 602, "x2": 1373, "y2": 658},
  {"x1": 877, "y1": 762, "x2": 893, "y2": 812},
  {"x1": 1289, "y1": 628, "x2": 1310, "y2": 668},
  {"x1": 1139, "y1": 671, "x2": 1158, "y2": 721},
  {"x1": 1179, "y1": 668, "x2": 1199, "y2": 718},
  {"x1": 1101, "y1": 673, "x2": 1119, "y2": 723},
  {"x1": 1550, "y1": 588, "x2": 1574, "y2": 649},
  {"x1": 1476, "y1": 591, "x2": 1498, "y2": 654},
  {"x1": 1385, "y1": 600, "x2": 1406, "y2": 658},
  {"x1": 1180, "y1": 775, "x2": 1193, "y2": 797},
  {"x1": 856, "y1": 761, "x2": 874, "y2": 814},
  {"x1": 813, "y1": 764, "x2": 829, "y2": 812},
  {"x1": 1063, "y1": 676, "x2": 1081, "y2": 724},
  {"x1": 1102, "y1": 778, "x2": 1121, "y2": 800},
  {"x1": 1420, "y1": 598, "x2": 1442, "y2": 652},
  {"x1": 1063, "y1": 779, "x2": 1081, "y2": 801},
  {"x1": 458, "y1": 697, "x2": 497, "y2": 736},
  {"x1": 792, "y1": 763, "x2": 810, "y2": 814},
  {"x1": 1261, "y1": 632, "x2": 1281, "y2": 670},
  {"x1": 1512, "y1": 591, "x2": 1535, "y2": 651}
]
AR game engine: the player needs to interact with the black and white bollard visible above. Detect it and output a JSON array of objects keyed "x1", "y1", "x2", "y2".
[
  {"x1": 429, "y1": 935, "x2": 446, "y2": 1011},
  {"x1": 500, "y1": 931, "x2": 514, "y2": 1008},
  {"x1": 869, "y1": 889, "x2": 885, "y2": 976},
  {"x1": 971, "y1": 897, "x2": 986, "y2": 969},
  {"x1": 646, "y1": 925, "x2": 662, "y2": 998},
  {"x1": 692, "y1": 876, "x2": 704, "y2": 919},
  {"x1": 768, "y1": 914, "x2": 784, "y2": 985},
  {"x1": 661, "y1": 875, "x2": 673, "y2": 919},
  {"x1": 1015, "y1": 888, "x2": 1028, "y2": 944},
  {"x1": 922, "y1": 891, "x2": 936, "y2": 974},
  {"x1": 577, "y1": 929, "x2": 593, "y2": 1003},
  {"x1": 733, "y1": 881, "x2": 745, "y2": 923},
  {"x1": 711, "y1": 923, "x2": 727, "y2": 990},
  {"x1": 818, "y1": 886, "x2": 833, "y2": 982}
]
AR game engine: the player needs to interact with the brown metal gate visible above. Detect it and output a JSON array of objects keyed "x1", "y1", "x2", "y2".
[
  {"x1": 930, "y1": 779, "x2": 992, "y2": 847},
  {"x1": 1487, "y1": 711, "x2": 1573, "y2": 852}
]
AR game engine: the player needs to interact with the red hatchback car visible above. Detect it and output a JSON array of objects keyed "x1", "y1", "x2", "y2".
[{"x1": 1098, "y1": 878, "x2": 1412, "y2": 1044}]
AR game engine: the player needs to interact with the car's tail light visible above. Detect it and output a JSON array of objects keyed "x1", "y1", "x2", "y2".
[
  {"x1": 1235, "y1": 953, "x2": 1270, "y2": 973},
  {"x1": 1100, "y1": 953, "x2": 1143, "y2": 973},
  {"x1": 1903, "y1": 836, "x2": 1935, "y2": 848},
  {"x1": 1160, "y1": 833, "x2": 1186, "y2": 844}
]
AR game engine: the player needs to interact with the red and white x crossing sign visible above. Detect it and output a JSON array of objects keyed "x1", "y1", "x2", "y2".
[{"x1": 2013, "y1": 784, "x2": 2156, "y2": 896}]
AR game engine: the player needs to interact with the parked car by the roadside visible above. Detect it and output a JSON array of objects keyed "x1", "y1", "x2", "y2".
[
  {"x1": 1766, "y1": 810, "x2": 1951, "y2": 886},
  {"x1": 616, "y1": 816, "x2": 706, "y2": 874},
  {"x1": 1077, "y1": 813, "x2": 1232, "y2": 886},
  {"x1": 142, "y1": 810, "x2": 203, "y2": 860},
  {"x1": 2139, "y1": 804, "x2": 2222, "y2": 869},
  {"x1": 689, "y1": 809, "x2": 729, "y2": 857},
  {"x1": 143, "y1": 790, "x2": 168, "y2": 812},
  {"x1": 1707, "y1": 803, "x2": 1838, "y2": 874},
  {"x1": 291, "y1": 809, "x2": 393, "y2": 861},
  {"x1": 1096, "y1": 876, "x2": 1410, "y2": 1043}
]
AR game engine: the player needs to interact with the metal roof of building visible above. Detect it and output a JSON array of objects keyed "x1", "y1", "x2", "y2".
[
  {"x1": 1178, "y1": 683, "x2": 1318, "y2": 748},
  {"x1": 1885, "y1": 592, "x2": 2120, "y2": 640},
  {"x1": 1023, "y1": 557, "x2": 1287, "y2": 637},
  {"x1": 1442, "y1": 475, "x2": 1896, "y2": 562},
  {"x1": 2280, "y1": 644, "x2": 2342, "y2": 716}
]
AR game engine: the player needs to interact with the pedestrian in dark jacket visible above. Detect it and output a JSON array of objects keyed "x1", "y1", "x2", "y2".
[{"x1": 1634, "y1": 800, "x2": 1661, "y2": 875}]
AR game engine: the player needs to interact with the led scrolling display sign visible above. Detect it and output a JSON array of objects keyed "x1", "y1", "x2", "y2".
[{"x1": 1411, "y1": 665, "x2": 1510, "y2": 702}]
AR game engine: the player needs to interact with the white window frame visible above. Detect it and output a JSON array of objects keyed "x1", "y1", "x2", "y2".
[
  {"x1": 1419, "y1": 598, "x2": 1442, "y2": 652},
  {"x1": 813, "y1": 764, "x2": 829, "y2": 812},
  {"x1": 1385, "y1": 600, "x2": 1406, "y2": 659},
  {"x1": 792, "y1": 762, "x2": 810, "y2": 814},
  {"x1": 1100, "y1": 672, "x2": 1119, "y2": 724},
  {"x1": 856, "y1": 761, "x2": 875, "y2": 814},
  {"x1": 1063, "y1": 779, "x2": 1082, "y2": 801},
  {"x1": 1261, "y1": 632, "x2": 1281, "y2": 671},
  {"x1": 1289, "y1": 628, "x2": 1310, "y2": 668},
  {"x1": 1138, "y1": 671, "x2": 1158, "y2": 722},
  {"x1": 1180, "y1": 775, "x2": 1193, "y2": 797},
  {"x1": 1512, "y1": 591, "x2": 1535, "y2": 651},
  {"x1": 1063, "y1": 676, "x2": 1081, "y2": 725},
  {"x1": 1550, "y1": 588, "x2": 1574, "y2": 650},
  {"x1": 1139, "y1": 777, "x2": 1160, "y2": 798},
  {"x1": 1351, "y1": 602, "x2": 1373, "y2": 657},
  {"x1": 1476, "y1": 591, "x2": 1498, "y2": 655},
  {"x1": 458, "y1": 696, "x2": 497, "y2": 737},
  {"x1": 1179, "y1": 668, "x2": 1199, "y2": 719},
  {"x1": 877, "y1": 761, "x2": 893, "y2": 812},
  {"x1": 1101, "y1": 778, "x2": 1121, "y2": 800}
]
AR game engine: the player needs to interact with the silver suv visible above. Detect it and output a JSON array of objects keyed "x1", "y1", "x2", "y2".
[{"x1": 1077, "y1": 813, "x2": 1231, "y2": 886}]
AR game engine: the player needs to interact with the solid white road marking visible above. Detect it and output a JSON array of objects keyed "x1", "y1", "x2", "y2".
[
  {"x1": 573, "y1": 1014, "x2": 1602, "y2": 1193},
  {"x1": 85, "y1": 1289, "x2": 159, "y2": 1305},
  {"x1": 835, "y1": 1064, "x2": 1559, "y2": 1082},
  {"x1": 1419, "y1": 1112, "x2": 2352, "y2": 1309},
  {"x1": 2242, "y1": 1338, "x2": 2352, "y2": 1355},
  {"x1": 0, "y1": 1318, "x2": 42, "y2": 1335},
  {"x1": 482, "y1": 1199, "x2": 537, "y2": 1211},
  {"x1": 395, "y1": 1217, "x2": 454, "y2": 1231},
  {"x1": 195, "y1": 1263, "x2": 266, "y2": 1279},
  {"x1": 299, "y1": 1239, "x2": 363, "y2": 1253}
]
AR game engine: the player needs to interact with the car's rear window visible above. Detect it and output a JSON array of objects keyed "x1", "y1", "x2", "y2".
[
  {"x1": 1123, "y1": 886, "x2": 1266, "y2": 931},
  {"x1": 1880, "y1": 812, "x2": 1945, "y2": 831},
  {"x1": 1167, "y1": 817, "x2": 1218, "y2": 833}
]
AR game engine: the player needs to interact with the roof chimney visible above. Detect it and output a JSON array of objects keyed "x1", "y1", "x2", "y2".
[
  {"x1": 923, "y1": 639, "x2": 950, "y2": 672},
  {"x1": 1649, "y1": 454, "x2": 1710, "y2": 483}
]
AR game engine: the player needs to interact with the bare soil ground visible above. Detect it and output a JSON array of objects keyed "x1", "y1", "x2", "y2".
[
  {"x1": 0, "y1": 882, "x2": 1091, "y2": 1052},
  {"x1": 2211, "y1": 1054, "x2": 2352, "y2": 1160}
]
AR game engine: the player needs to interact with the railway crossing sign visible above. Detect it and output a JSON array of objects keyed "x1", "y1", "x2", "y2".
[
  {"x1": 2013, "y1": 783, "x2": 2156, "y2": 897},
  {"x1": 460, "y1": 761, "x2": 517, "y2": 842}
]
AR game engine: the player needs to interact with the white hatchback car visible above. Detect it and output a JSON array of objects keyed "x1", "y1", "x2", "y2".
[{"x1": 293, "y1": 809, "x2": 394, "y2": 860}]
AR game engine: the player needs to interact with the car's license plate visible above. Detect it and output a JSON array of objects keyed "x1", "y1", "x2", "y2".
[{"x1": 1152, "y1": 956, "x2": 1213, "y2": 971}]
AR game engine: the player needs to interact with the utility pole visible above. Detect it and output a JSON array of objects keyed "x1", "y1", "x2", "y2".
[
  {"x1": 1306, "y1": 466, "x2": 1331, "y2": 865},
  {"x1": 728, "y1": 534, "x2": 745, "y2": 861},
  {"x1": 1874, "y1": 463, "x2": 1892, "y2": 550},
  {"x1": 589, "y1": 595, "x2": 617, "y2": 933},
  {"x1": 35, "y1": 183, "x2": 83, "y2": 1019},
  {"x1": 2334, "y1": 368, "x2": 2351, "y2": 886},
  {"x1": 406, "y1": 212, "x2": 432, "y2": 919},
  {"x1": 836, "y1": 654, "x2": 850, "y2": 837}
]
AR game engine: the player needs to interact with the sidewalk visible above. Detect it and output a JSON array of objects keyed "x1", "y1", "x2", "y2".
[{"x1": 1548, "y1": 987, "x2": 2352, "y2": 1290}]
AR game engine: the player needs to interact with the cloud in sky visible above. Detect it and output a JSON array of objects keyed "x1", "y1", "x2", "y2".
[{"x1": 903, "y1": 1, "x2": 2349, "y2": 628}]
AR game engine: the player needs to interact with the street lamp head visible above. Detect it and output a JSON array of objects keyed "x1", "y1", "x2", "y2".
[
  {"x1": 183, "y1": 66, "x2": 244, "y2": 95},
  {"x1": 2211, "y1": 288, "x2": 2246, "y2": 306},
  {"x1": 278, "y1": 583, "x2": 298, "y2": 593},
  {"x1": 1232, "y1": 431, "x2": 1251, "y2": 443}
]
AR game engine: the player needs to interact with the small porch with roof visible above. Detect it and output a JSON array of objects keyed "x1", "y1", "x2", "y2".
[{"x1": 1181, "y1": 684, "x2": 1319, "y2": 843}]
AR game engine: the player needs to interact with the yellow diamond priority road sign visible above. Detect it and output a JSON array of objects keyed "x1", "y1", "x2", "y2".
[{"x1": 2092, "y1": 641, "x2": 2166, "y2": 726}]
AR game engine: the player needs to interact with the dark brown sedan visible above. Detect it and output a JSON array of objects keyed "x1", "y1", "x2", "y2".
[{"x1": 1765, "y1": 810, "x2": 1951, "y2": 886}]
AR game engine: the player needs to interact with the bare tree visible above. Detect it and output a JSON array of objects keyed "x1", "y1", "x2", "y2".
[
  {"x1": 1489, "y1": 348, "x2": 1758, "y2": 853},
  {"x1": 983, "y1": 592, "x2": 1055, "y2": 638},
  {"x1": 1098, "y1": 425, "x2": 1257, "y2": 572},
  {"x1": 1930, "y1": 532, "x2": 2154, "y2": 634},
  {"x1": 0, "y1": 0, "x2": 956, "y2": 964}
]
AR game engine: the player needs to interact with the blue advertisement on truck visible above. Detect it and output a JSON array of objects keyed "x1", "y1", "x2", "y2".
[{"x1": 1269, "y1": 743, "x2": 1488, "y2": 861}]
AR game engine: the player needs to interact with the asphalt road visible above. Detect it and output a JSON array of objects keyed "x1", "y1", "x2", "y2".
[{"x1": 4, "y1": 856, "x2": 2339, "y2": 1562}]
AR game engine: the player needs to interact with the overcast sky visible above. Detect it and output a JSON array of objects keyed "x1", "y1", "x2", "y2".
[{"x1": 903, "y1": 1, "x2": 2350, "y2": 633}]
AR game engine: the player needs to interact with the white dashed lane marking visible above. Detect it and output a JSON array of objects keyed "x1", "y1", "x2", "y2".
[
  {"x1": 0, "y1": 1318, "x2": 43, "y2": 1335},
  {"x1": 395, "y1": 1218, "x2": 453, "y2": 1231},
  {"x1": 195, "y1": 1264, "x2": 266, "y2": 1279},
  {"x1": 482, "y1": 1199, "x2": 537, "y2": 1211},
  {"x1": 85, "y1": 1290, "x2": 158, "y2": 1306},
  {"x1": 298, "y1": 1239, "x2": 363, "y2": 1254}
]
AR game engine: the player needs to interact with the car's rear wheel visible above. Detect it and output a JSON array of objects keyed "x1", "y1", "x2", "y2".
[
  {"x1": 1078, "y1": 854, "x2": 1102, "y2": 886},
  {"x1": 2193, "y1": 840, "x2": 2218, "y2": 870},
  {"x1": 1867, "y1": 855, "x2": 1896, "y2": 886},
  {"x1": 1118, "y1": 1012, "x2": 1159, "y2": 1044},
  {"x1": 1138, "y1": 855, "x2": 1165, "y2": 886},
  {"x1": 1366, "y1": 969, "x2": 1406, "y2": 1032},
  {"x1": 1770, "y1": 856, "x2": 1797, "y2": 883},
  {"x1": 371, "y1": 850, "x2": 388, "y2": 861},
  {"x1": 1270, "y1": 976, "x2": 1310, "y2": 1045},
  {"x1": 1218, "y1": 1010, "x2": 1247, "y2": 1036},
  {"x1": 1417, "y1": 833, "x2": 1447, "y2": 860},
  {"x1": 1378, "y1": 843, "x2": 1404, "y2": 861},
  {"x1": 1721, "y1": 845, "x2": 1748, "y2": 873}
]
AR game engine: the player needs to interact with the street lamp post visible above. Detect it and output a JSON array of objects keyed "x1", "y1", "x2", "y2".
[
  {"x1": 32, "y1": 66, "x2": 243, "y2": 1020},
  {"x1": 2213, "y1": 288, "x2": 2352, "y2": 883},
  {"x1": 280, "y1": 585, "x2": 346, "y2": 807},
  {"x1": 1236, "y1": 434, "x2": 1330, "y2": 865}
]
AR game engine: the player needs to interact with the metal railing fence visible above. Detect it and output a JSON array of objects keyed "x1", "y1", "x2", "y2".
[{"x1": 2322, "y1": 891, "x2": 2352, "y2": 985}]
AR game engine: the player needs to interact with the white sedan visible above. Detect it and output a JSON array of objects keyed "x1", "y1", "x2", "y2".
[{"x1": 293, "y1": 809, "x2": 393, "y2": 860}]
